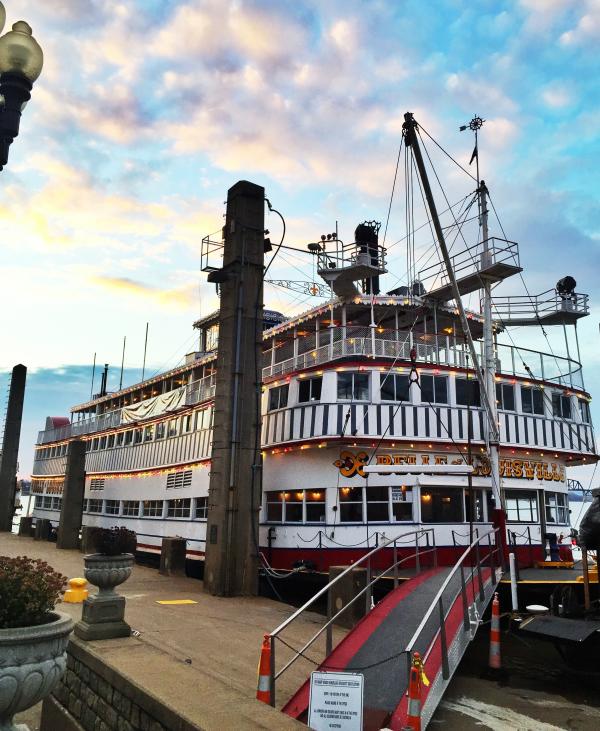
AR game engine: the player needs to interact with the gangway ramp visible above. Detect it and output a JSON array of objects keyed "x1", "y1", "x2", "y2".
[{"x1": 267, "y1": 529, "x2": 502, "y2": 730}]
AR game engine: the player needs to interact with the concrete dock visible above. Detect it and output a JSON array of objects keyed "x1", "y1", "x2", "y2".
[
  {"x1": 1, "y1": 534, "x2": 337, "y2": 730},
  {"x1": 4, "y1": 533, "x2": 600, "y2": 730}
]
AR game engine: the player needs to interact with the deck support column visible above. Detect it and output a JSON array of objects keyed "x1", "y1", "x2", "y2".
[
  {"x1": 0, "y1": 364, "x2": 26, "y2": 532},
  {"x1": 204, "y1": 181, "x2": 265, "y2": 597},
  {"x1": 57, "y1": 440, "x2": 86, "y2": 549}
]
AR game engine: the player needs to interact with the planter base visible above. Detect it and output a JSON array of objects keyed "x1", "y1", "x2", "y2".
[
  {"x1": 74, "y1": 619, "x2": 131, "y2": 640},
  {"x1": 74, "y1": 594, "x2": 130, "y2": 641}
]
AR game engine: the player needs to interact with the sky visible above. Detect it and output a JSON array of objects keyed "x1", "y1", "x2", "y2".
[{"x1": 0, "y1": 0, "x2": 598, "y2": 482}]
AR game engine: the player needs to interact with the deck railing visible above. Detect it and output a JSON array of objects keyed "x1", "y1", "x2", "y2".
[
  {"x1": 262, "y1": 330, "x2": 584, "y2": 390},
  {"x1": 37, "y1": 330, "x2": 584, "y2": 445},
  {"x1": 266, "y1": 528, "x2": 436, "y2": 707}
]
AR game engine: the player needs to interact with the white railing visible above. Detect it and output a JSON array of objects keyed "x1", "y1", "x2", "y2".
[
  {"x1": 36, "y1": 334, "x2": 584, "y2": 445},
  {"x1": 262, "y1": 331, "x2": 584, "y2": 389}
]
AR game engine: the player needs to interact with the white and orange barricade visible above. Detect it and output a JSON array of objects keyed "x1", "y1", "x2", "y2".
[
  {"x1": 405, "y1": 651, "x2": 429, "y2": 730},
  {"x1": 256, "y1": 634, "x2": 272, "y2": 704},
  {"x1": 489, "y1": 592, "x2": 501, "y2": 670}
]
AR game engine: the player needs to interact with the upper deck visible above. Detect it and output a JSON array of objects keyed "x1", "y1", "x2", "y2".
[{"x1": 34, "y1": 295, "x2": 591, "y2": 450}]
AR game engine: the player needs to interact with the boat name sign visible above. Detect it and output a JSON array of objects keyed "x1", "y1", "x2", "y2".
[{"x1": 334, "y1": 450, "x2": 565, "y2": 483}]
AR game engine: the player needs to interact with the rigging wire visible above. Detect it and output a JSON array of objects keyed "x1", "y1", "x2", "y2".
[
  {"x1": 382, "y1": 136, "x2": 403, "y2": 247},
  {"x1": 414, "y1": 129, "x2": 594, "y2": 460},
  {"x1": 418, "y1": 122, "x2": 478, "y2": 183}
]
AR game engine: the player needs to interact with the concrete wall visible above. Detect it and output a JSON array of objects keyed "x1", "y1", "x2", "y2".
[{"x1": 41, "y1": 634, "x2": 302, "y2": 731}]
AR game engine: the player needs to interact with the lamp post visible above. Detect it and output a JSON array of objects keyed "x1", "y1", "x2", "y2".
[{"x1": 0, "y1": 1, "x2": 43, "y2": 170}]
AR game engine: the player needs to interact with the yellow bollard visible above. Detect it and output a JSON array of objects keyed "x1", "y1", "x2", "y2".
[{"x1": 63, "y1": 577, "x2": 89, "y2": 603}]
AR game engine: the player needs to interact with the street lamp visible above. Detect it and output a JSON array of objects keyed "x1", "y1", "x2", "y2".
[{"x1": 0, "y1": 1, "x2": 43, "y2": 170}]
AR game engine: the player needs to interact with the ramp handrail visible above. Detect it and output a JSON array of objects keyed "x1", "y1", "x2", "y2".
[
  {"x1": 404, "y1": 527, "x2": 501, "y2": 685},
  {"x1": 267, "y1": 527, "x2": 436, "y2": 706}
]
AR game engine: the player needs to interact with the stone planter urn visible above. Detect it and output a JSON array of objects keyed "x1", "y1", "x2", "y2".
[
  {"x1": 0, "y1": 612, "x2": 73, "y2": 731},
  {"x1": 74, "y1": 554, "x2": 134, "y2": 641}
]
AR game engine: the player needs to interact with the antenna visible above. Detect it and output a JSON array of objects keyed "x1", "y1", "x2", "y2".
[
  {"x1": 141, "y1": 323, "x2": 149, "y2": 382},
  {"x1": 459, "y1": 114, "x2": 485, "y2": 186},
  {"x1": 119, "y1": 336, "x2": 126, "y2": 390},
  {"x1": 90, "y1": 353, "x2": 96, "y2": 399}
]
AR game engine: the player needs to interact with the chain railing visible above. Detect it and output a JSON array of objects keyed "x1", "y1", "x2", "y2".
[{"x1": 266, "y1": 528, "x2": 436, "y2": 707}]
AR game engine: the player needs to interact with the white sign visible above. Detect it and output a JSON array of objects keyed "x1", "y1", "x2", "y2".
[{"x1": 308, "y1": 671, "x2": 364, "y2": 731}]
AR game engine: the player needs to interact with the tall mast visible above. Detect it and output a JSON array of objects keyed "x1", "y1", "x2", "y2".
[
  {"x1": 402, "y1": 112, "x2": 502, "y2": 510},
  {"x1": 479, "y1": 179, "x2": 503, "y2": 510}
]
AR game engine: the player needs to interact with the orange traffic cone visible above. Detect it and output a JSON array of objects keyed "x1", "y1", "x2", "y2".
[
  {"x1": 256, "y1": 634, "x2": 272, "y2": 705},
  {"x1": 489, "y1": 592, "x2": 501, "y2": 671},
  {"x1": 405, "y1": 651, "x2": 428, "y2": 730}
]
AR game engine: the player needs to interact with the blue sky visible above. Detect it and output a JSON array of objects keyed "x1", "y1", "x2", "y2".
[{"x1": 0, "y1": 0, "x2": 598, "y2": 480}]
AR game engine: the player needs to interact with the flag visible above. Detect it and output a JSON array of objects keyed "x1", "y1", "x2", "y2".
[{"x1": 469, "y1": 144, "x2": 478, "y2": 165}]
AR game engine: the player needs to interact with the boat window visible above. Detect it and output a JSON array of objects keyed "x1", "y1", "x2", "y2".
[
  {"x1": 496, "y1": 383, "x2": 515, "y2": 411},
  {"x1": 52, "y1": 497, "x2": 62, "y2": 510},
  {"x1": 105, "y1": 500, "x2": 120, "y2": 515},
  {"x1": 107, "y1": 434, "x2": 115, "y2": 449},
  {"x1": 552, "y1": 393, "x2": 572, "y2": 420},
  {"x1": 521, "y1": 386, "x2": 544, "y2": 415},
  {"x1": 182, "y1": 414, "x2": 193, "y2": 433},
  {"x1": 82, "y1": 499, "x2": 88, "y2": 512},
  {"x1": 366, "y1": 485, "x2": 389, "y2": 522},
  {"x1": 195, "y1": 410, "x2": 204, "y2": 430},
  {"x1": 99, "y1": 436, "x2": 107, "y2": 450},
  {"x1": 268, "y1": 384, "x2": 289, "y2": 411},
  {"x1": 92, "y1": 437, "x2": 99, "y2": 451},
  {"x1": 339, "y1": 486, "x2": 363, "y2": 522},
  {"x1": 305, "y1": 490, "x2": 326, "y2": 523},
  {"x1": 122, "y1": 500, "x2": 139, "y2": 517},
  {"x1": 155, "y1": 422, "x2": 165, "y2": 440},
  {"x1": 420, "y1": 487, "x2": 464, "y2": 523},
  {"x1": 195, "y1": 497, "x2": 208, "y2": 520},
  {"x1": 144, "y1": 425, "x2": 154, "y2": 442},
  {"x1": 167, "y1": 498, "x2": 191, "y2": 518},
  {"x1": 285, "y1": 491, "x2": 304, "y2": 522},
  {"x1": 133, "y1": 428, "x2": 143, "y2": 444},
  {"x1": 380, "y1": 373, "x2": 410, "y2": 402},
  {"x1": 579, "y1": 399, "x2": 591, "y2": 424},
  {"x1": 391, "y1": 486, "x2": 413, "y2": 522},
  {"x1": 125, "y1": 430, "x2": 134, "y2": 446},
  {"x1": 545, "y1": 492, "x2": 568, "y2": 525},
  {"x1": 265, "y1": 491, "x2": 284, "y2": 522},
  {"x1": 142, "y1": 500, "x2": 164, "y2": 517},
  {"x1": 167, "y1": 418, "x2": 179, "y2": 437},
  {"x1": 337, "y1": 372, "x2": 369, "y2": 401},
  {"x1": 420, "y1": 375, "x2": 448, "y2": 404},
  {"x1": 464, "y1": 489, "x2": 490, "y2": 523},
  {"x1": 455, "y1": 378, "x2": 480, "y2": 407},
  {"x1": 298, "y1": 377, "x2": 322, "y2": 403},
  {"x1": 505, "y1": 489, "x2": 538, "y2": 522},
  {"x1": 87, "y1": 499, "x2": 103, "y2": 514}
]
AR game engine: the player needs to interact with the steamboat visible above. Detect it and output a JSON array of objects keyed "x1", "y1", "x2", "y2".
[{"x1": 30, "y1": 114, "x2": 595, "y2": 573}]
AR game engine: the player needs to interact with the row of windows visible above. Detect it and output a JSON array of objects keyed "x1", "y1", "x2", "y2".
[
  {"x1": 36, "y1": 410, "x2": 212, "y2": 460},
  {"x1": 267, "y1": 373, "x2": 591, "y2": 422},
  {"x1": 34, "y1": 496, "x2": 62, "y2": 510},
  {"x1": 75, "y1": 497, "x2": 209, "y2": 519},
  {"x1": 35, "y1": 487, "x2": 567, "y2": 527},
  {"x1": 264, "y1": 487, "x2": 569, "y2": 525}
]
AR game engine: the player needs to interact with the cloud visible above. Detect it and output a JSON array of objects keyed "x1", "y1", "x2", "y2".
[
  {"x1": 560, "y1": 0, "x2": 600, "y2": 45},
  {"x1": 541, "y1": 85, "x2": 573, "y2": 108},
  {"x1": 90, "y1": 275, "x2": 198, "y2": 309}
]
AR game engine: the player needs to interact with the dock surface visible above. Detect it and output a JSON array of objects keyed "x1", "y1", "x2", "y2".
[{"x1": 1, "y1": 534, "x2": 340, "y2": 730}]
